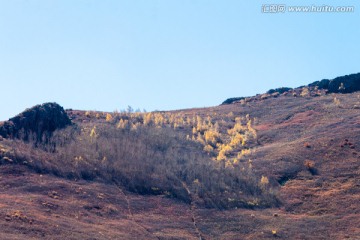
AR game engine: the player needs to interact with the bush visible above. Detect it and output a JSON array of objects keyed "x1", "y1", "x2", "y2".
[
  {"x1": 8, "y1": 116, "x2": 279, "y2": 209},
  {"x1": 304, "y1": 160, "x2": 317, "y2": 175}
]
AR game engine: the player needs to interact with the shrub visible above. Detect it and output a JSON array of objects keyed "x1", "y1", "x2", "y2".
[
  {"x1": 204, "y1": 129, "x2": 220, "y2": 145},
  {"x1": 304, "y1": 160, "x2": 317, "y2": 175},
  {"x1": 105, "y1": 113, "x2": 113, "y2": 122},
  {"x1": 300, "y1": 87, "x2": 310, "y2": 97},
  {"x1": 7, "y1": 110, "x2": 278, "y2": 210}
]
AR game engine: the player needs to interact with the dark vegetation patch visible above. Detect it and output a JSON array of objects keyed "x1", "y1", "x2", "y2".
[
  {"x1": 0, "y1": 103, "x2": 71, "y2": 142},
  {"x1": 221, "y1": 97, "x2": 246, "y2": 105},
  {"x1": 309, "y1": 72, "x2": 360, "y2": 93},
  {"x1": 267, "y1": 87, "x2": 293, "y2": 95}
]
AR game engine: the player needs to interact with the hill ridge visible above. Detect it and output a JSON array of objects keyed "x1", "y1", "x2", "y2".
[{"x1": 222, "y1": 72, "x2": 360, "y2": 105}]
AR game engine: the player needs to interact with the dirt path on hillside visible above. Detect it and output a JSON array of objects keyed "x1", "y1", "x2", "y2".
[
  {"x1": 113, "y1": 181, "x2": 161, "y2": 240},
  {"x1": 182, "y1": 181, "x2": 204, "y2": 240}
]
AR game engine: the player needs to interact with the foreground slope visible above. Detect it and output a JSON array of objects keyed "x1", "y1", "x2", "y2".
[{"x1": 0, "y1": 92, "x2": 359, "y2": 239}]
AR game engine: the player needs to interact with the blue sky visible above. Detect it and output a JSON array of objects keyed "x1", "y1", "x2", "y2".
[{"x1": 0, "y1": 0, "x2": 359, "y2": 120}]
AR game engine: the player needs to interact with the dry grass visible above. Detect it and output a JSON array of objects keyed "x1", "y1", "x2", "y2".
[
  {"x1": 4, "y1": 114, "x2": 278, "y2": 210},
  {"x1": 0, "y1": 92, "x2": 359, "y2": 239}
]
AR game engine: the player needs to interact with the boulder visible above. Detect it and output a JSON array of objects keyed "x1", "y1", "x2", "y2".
[
  {"x1": 327, "y1": 73, "x2": 360, "y2": 93},
  {"x1": 267, "y1": 87, "x2": 292, "y2": 95},
  {"x1": 0, "y1": 103, "x2": 72, "y2": 141},
  {"x1": 308, "y1": 73, "x2": 360, "y2": 93},
  {"x1": 221, "y1": 97, "x2": 246, "y2": 105},
  {"x1": 308, "y1": 79, "x2": 330, "y2": 90}
]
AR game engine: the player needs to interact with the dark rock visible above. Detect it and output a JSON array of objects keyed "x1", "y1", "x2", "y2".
[
  {"x1": 221, "y1": 72, "x2": 360, "y2": 105},
  {"x1": 0, "y1": 102, "x2": 72, "y2": 141},
  {"x1": 309, "y1": 73, "x2": 360, "y2": 93},
  {"x1": 222, "y1": 97, "x2": 246, "y2": 105},
  {"x1": 328, "y1": 73, "x2": 360, "y2": 93},
  {"x1": 267, "y1": 87, "x2": 292, "y2": 95},
  {"x1": 308, "y1": 79, "x2": 330, "y2": 89}
]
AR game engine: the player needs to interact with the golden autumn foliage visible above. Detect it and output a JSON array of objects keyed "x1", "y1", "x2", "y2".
[
  {"x1": 154, "y1": 113, "x2": 165, "y2": 126},
  {"x1": 247, "y1": 119, "x2": 257, "y2": 138},
  {"x1": 204, "y1": 144, "x2": 214, "y2": 152},
  {"x1": 100, "y1": 109, "x2": 257, "y2": 165},
  {"x1": 204, "y1": 129, "x2": 220, "y2": 145},
  {"x1": 217, "y1": 145, "x2": 232, "y2": 161},
  {"x1": 260, "y1": 176, "x2": 269, "y2": 185},
  {"x1": 117, "y1": 119, "x2": 129, "y2": 129},
  {"x1": 229, "y1": 133, "x2": 244, "y2": 147},
  {"x1": 143, "y1": 113, "x2": 153, "y2": 126},
  {"x1": 105, "y1": 113, "x2": 113, "y2": 122},
  {"x1": 192, "y1": 127, "x2": 197, "y2": 134},
  {"x1": 227, "y1": 122, "x2": 246, "y2": 135}
]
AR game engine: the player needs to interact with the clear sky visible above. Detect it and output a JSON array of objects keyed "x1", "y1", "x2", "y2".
[{"x1": 0, "y1": 0, "x2": 359, "y2": 120}]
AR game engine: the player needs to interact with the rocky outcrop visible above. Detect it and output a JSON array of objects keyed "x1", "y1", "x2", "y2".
[
  {"x1": 267, "y1": 87, "x2": 292, "y2": 95},
  {"x1": 327, "y1": 73, "x2": 360, "y2": 93},
  {"x1": 306, "y1": 73, "x2": 360, "y2": 93},
  {"x1": 0, "y1": 103, "x2": 72, "y2": 141},
  {"x1": 222, "y1": 97, "x2": 246, "y2": 105},
  {"x1": 222, "y1": 72, "x2": 360, "y2": 105}
]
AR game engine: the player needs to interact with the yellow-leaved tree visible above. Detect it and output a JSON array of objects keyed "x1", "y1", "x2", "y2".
[{"x1": 106, "y1": 113, "x2": 113, "y2": 122}]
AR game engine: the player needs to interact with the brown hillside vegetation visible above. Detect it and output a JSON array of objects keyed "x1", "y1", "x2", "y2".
[{"x1": 0, "y1": 91, "x2": 359, "y2": 239}]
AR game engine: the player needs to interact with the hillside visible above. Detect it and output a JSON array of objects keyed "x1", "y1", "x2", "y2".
[
  {"x1": 222, "y1": 72, "x2": 360, "y2": 105},
  {"x1": 0, "y1": 77, "x2": 359, "y2": 239}
]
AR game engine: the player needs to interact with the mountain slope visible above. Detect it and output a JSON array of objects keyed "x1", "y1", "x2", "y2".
[{"x1": 0, "y1": 86, "x2": 359, "y2": 239}]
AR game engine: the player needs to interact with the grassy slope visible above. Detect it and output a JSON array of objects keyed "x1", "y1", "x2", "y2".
[{"x1": 0, "y1": 92, "x2": 359, "y2": 239}]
